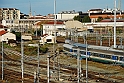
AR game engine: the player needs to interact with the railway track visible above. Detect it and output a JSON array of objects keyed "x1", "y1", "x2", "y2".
[{"x1": 0, "y1": 48, "x2": 124, "y2": 83}]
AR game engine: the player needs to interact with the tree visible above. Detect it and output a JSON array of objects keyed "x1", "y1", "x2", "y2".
[
  {"x1": 73, "y1": 15, "x2": 91, "y2": 23},
  {"x1": 97, "y1": 16, "x2": 103, "y2": 22},
  {"x1": 14, "y1": 32, "x2": 21, "y2": 41},
  {"x1": 82, "y1": 15, "x2": 91, "y2": 23},
  {"x1": 73, "y1": 16, "x2": 82, "y2": 22},
  {"x1": 11, "y1": 31, "x2": 21, "y2": 41}
]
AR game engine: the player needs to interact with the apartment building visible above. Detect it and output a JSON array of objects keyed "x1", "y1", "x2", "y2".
[
  {"x1": 0, "y1": 8, "x2": 20, "y2": 20},
  {"x1": 88, "y1": 8, "x2": 124, "y2": 23},
  {"x1": 56, "y1": 10, "x2": 79, "y2": 20}
]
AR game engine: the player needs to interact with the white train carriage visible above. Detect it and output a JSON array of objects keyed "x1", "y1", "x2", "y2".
[{"x1": 63, "y1": 43, "x2": 124, "y2": 66}]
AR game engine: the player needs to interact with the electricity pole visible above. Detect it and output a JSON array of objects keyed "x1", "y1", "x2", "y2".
[
  {"x1": 37, "y1": 44, "x2": 40, "y2": 83},
  {"x1": 86, "y1": 31, "x2": 88, "y2": 83},
  {"x1": 53, "y1": 0, "x2": 56, "y2": 77},
  {"x1": 2, "y1": 41, "x2": 4, "y2": 80},
  {"x1": 47, "y1": 53, "x2": 50, "y2": 83},
  {"x1": 77, "y1": 49, "x2": 80, "y2": 83},
  {"x1": 21, "y1": 23, "x2": 24, "y2": 83},
  {"x1": 114, "y1": 0, "x2": 117, "y2": 48}
]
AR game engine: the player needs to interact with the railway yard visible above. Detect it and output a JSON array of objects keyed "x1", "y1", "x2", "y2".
[{"x1": 0, "y1": 36, "x2": 124, "y2": 83}]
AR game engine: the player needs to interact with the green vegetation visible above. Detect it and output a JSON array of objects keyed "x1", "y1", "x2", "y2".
[
  {"x1": 82, "y1": 15, "x2": 91, "y2": 23},
  {"x1": 24, "y1": 46, "x2": 38, "y2": 56},
  {"x1": 73, "y1": 15, "x2": 82, "y2": 22},
  {"x1": 40, "y1": 45, "x2": 48, "y2": 53},
  {"x1": 11, "y1": 31, "x2": 21, "y2": 41},
  {"x1": 97, "y1": 16, "x2": 103, "y2": 22},
  {"x1": 73, "y1": 15, "x2": 91, "y2": 23}
]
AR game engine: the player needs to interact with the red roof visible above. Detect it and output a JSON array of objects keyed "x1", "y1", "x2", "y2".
[
  {"x1": 44, "y1": 21, "x2": 64, "y2": 25},
  {"x1": 41, "y1": 34, "x2": 48, "y2": 37},
  {"x1": 101, "y1": 19, "x2": 124, "y2": 22},
  {"x1": 35, "y1": 21, "x2": 64, "y2": 26},
  {"x1": 0, "y1": 30, "x2": 7, "y2": 36}
]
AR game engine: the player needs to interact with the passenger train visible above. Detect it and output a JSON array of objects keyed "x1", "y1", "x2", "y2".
[{"x1": 63, "y1": 40, "x2": 124, "y2": 67}]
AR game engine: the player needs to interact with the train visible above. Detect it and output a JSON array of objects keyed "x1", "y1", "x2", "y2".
[{"x1": 63, "y1": 40, "x2": 124, "y2": 67}]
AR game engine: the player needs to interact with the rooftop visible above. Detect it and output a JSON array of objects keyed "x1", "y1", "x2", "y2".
[{"x1": 0, "y1": 30, "x2": 7, "y2": 36}]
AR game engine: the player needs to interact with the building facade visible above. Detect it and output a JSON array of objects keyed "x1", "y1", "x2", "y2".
[
  {"x1": 0, "y1": 30, "x2": 16, "y2": 42},
  {"x1": 0, "y1": 8, "x2": 20, "y2": 20},
  {"x1": 56, "y1": 10, "x2": 79, "y2": 20},
  {"x1": 42, "y1": 21, "x2": 66, "y2": 36},
  {"x1": 87, "y1": 8, "x2": 124, "y2": 23}
]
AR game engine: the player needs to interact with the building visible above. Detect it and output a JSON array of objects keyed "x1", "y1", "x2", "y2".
[
  {"x1": 0, "y1": 8, "x2": 20, "y2": 20},
  {"x1": 0, "y1": 30, "x2": 16, "y2": 42},
  {"x1": 88, "y1": 8, "x2": 124, "y2": 23},
  {"x1": 39, "y1": 34, "x2": 56, "y2": 44},
  {"x1": 42, "y1": 21, "x2": 65, "y2": 36},
  {"x1": 22, "y1": 34, "x2": 32, "y2": 40},
  {"x1": 83, "y1": 19, "x2": 124, "y2": 34},
  {"x1": 65, "y1": 20, "x2": 87, "y2": 37},
  {"x1": 0, "y1": 24, "x2": 9, "y2": 31},
  {"x1": 56, "y1": 10, "x2": 79, "y2": 20},
  {"x1": 65, "y1": 20, "x2": 87, "y2": 32},
  {"x1": 88, "y1": 9, "x2": 103, "y2": 13}
]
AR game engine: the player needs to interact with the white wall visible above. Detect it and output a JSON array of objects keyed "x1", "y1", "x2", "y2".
[
  {"x1": 43, "y1": 24, "x2": 65, "y2": 36},
  {"x1": 0, "y1": 32, "x2": 16, "y2": 42},
  {"x1": 56, "y1": 13, "x2": 79, "y2": 20}
]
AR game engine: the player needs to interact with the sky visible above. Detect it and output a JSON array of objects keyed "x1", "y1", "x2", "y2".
[{"x1": 0, "y1": 0, "x2": 124, "y2": 16}]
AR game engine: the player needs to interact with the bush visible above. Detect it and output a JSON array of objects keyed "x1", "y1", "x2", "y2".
[{"x1": 40, "y1": 46, "x2": 48, "y2": 53}]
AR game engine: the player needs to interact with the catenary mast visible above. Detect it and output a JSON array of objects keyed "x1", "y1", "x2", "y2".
[{"x1": 114, "y1": 0, "x2": 117, "y2": 48}]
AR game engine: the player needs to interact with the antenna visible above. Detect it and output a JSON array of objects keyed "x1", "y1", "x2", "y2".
[
  {"x1": 118, "y1": 0, "x2": 121, "y2": 10},
  {"x1": 29, "y1": 2, "x2": 32, "y2": 17}
]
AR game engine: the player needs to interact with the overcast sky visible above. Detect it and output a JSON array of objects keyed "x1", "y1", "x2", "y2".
[{"x1": 0, "y1": 0, "x2": 123, "y2": 15}]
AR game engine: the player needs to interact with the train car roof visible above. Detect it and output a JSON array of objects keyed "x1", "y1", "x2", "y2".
[
  {"x1": 89, "y1": 48, "x2": 124, "y2": 56},
  {"x1": 73, "y1": 43, "x2": 88, "y2": 48},
  {"x1": 63, "y1": 44, "x2": 74, "y2": 49},
  {"x1": 88, "y1": 45, "x2": 110, "y2": 50}
]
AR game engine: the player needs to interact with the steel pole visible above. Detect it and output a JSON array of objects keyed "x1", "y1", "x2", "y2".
[
  {"x1": 47, "y1": 53, "x2": 50, "y2": 83},
  {"x1": 37, "y1": 44, "x2": 40, "y2": 83},
  {"x1": 2, "y1": 41, "x2": 4, "y2": 80},
  {"x1": 114, "y1": 0, "x2": 116, "y2": 48},
  {"x1": 21, "y1": 25, "x2": 24, "y2": 83},
  {"x1": 86, "y1": 32, "x2": 88, "y2": 83},
  {"x1": 77, "y1": 49, "x2": 80, "y2": 83}
]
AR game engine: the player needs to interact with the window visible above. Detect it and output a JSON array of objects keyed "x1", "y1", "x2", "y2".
[
  {"x1": 93, "y1": 53, "x2": 99, "y2": 57},
  {"x1": 46, "y1": 39, "x2": 52, "y2": 42},
  {"x1": 80, "y1": 51, "x2": 85, "y2": 54},
  {"x1": 74, "y1": 50, "x2": 77, "y2": 53},
  {"x1": 105, "y1": 55, "x2": 111, "y2": 59},
  {"x1": 112, "y1": 56, "x2": 118, "y2": 60},
  {"x1": 99, "y1": 54, "x2": 105, "y2": 58},
  {"x1": 120, "y1": 57, "x2": 124, "y2": 61}
]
